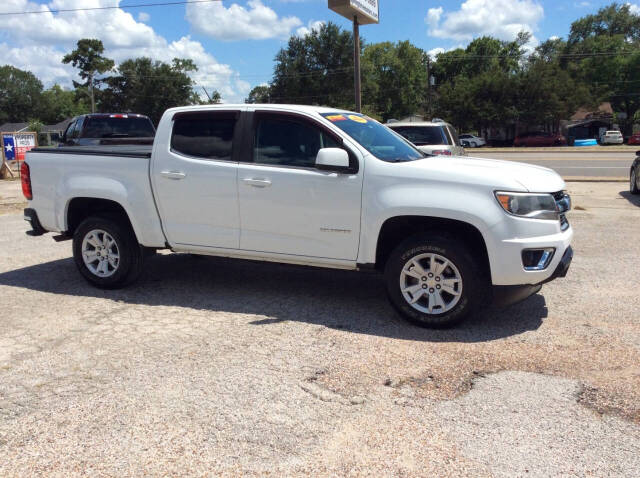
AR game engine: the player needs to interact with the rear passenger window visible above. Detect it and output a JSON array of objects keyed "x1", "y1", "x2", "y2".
[{"x1": 171, "y1": 114, "x2": 236, "y2": 160}]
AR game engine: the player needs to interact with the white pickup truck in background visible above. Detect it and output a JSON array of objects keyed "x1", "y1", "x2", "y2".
[{"x1": 21, "y1": 104, "x2": 573, "y2": 327}]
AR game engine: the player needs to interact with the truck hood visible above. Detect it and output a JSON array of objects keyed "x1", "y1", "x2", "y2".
[{"x1": 391, "y1": 155, "x2": 566, "y2": 193}]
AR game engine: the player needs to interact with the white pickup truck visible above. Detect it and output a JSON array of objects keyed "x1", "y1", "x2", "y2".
[{"x1": 22, "y1": 104, "x2": 573, "y2": 327}]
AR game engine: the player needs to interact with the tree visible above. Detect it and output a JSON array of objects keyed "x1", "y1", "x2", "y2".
[
  {"x1": 270, "y1": 22, "x2": 358, "y2": 108},
  {"x1": 62, "y1": 39, "x2": 114, "y2": 113},
  {"x1": 362, "y1": 41, "x2": 428, "y2": 121},
  {"x1": 245, "y1": 85, "x2": 271, "y2": 103},
  {"x1": 39, "y1": 85, "x2": 89, "y2": 124},
  {"x1": 101, "y1": 57, "x2": 199, "y2": 124},
  {"x1": 0, "y1": 65, "x2": 43, "y2": 123},
  {"x1": 565, "y1": 3, "x2": 640, "y2": 134},
  {"x1": 192, "y1": 87, "x2": 222, "y2": 104}
]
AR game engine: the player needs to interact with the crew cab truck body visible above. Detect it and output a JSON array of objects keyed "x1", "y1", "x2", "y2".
[{"x1": 22, "y1": 104, "x2": 573, "y2": 328}]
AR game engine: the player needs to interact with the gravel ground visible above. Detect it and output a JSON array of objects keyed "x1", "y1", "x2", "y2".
[{"x1": 0, "y1": 181, "x2": 639, "y2": 476}]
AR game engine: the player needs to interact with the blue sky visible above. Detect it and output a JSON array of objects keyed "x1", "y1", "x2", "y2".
[{"x1": 0, "y1": 1, "x2": 634, "y2": 101}]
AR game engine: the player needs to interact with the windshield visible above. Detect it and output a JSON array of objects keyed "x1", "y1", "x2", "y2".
[
  {"x1": 321, "y1": 113, "x2": 424, "y2": 162},
  {"x1": 82, "y1": 116, "x2": 156, "y2": 138},
  {"x1": 388, "y1": 125, "x2": 447, "y2": 146}
]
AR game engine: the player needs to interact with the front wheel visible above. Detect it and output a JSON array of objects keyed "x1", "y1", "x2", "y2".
[
  {"x1": 631, "y1": 165, "x2": 639, "y2": 195},
  {"x1": 384, "y1": 233, "x2": 485, "y2": 328},
  {"x1": 72, "y1": 216, "x2": 144, "y2": 289}
]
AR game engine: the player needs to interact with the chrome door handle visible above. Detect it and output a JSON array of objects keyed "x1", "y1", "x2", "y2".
[
  {"x1": 160, "y1": 171, "x2": 186, "y2": 180},
  {"x1": 243, "y1": 178, "x2": 271, "y2": 188}
]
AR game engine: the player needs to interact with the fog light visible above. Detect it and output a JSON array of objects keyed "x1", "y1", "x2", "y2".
[{"x1": 522, "y1": 248, "x2": 555, "y2": 271}]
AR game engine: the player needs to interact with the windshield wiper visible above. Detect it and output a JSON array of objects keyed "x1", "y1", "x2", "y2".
[{"x1": 101, "y1": 133, "x2": 129, "y2": 138}]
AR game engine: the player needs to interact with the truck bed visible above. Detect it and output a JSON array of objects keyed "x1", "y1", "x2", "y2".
[{"x1": 31, "y1": 145, "x2": 152, "y2": 158}]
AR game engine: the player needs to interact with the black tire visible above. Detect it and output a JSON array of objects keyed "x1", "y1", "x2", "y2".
[
  {"x1": 384, "y1": 233, "x2": 485, "y2": 328},
  {"x1": 631, "y1": 165, "x2": 639, "y2": 195},
  {"x1": 72, "y1": 215, "x2": 144, "y2": 289}
]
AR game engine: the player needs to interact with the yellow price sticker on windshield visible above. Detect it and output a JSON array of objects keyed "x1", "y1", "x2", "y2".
[
  {"x1": 326, "y1": 114, "x2": 347, "y2": 122},
  {"x1": 348, "y1": 115, "x2": 368, "y2": 124}
]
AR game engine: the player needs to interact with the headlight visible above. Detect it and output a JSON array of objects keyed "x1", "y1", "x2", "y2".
[{"x1": 495, "y1": 191, "x2": 559, "y2": 220}]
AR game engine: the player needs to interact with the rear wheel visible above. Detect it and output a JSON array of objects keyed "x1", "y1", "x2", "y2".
[
  {"x1": 73, "y1": 216, "x2": 144, "y2": 289},
  {"x1": 384, "y1": 233, "x2": 485, "y2": 328},
  {"x1": 631, "y1": 165, "x2": 639, "y2": 195}
]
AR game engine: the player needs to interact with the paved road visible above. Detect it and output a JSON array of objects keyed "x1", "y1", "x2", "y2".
[{"x1": 470, "y1": 150, "x2": 635, "y2": 179}]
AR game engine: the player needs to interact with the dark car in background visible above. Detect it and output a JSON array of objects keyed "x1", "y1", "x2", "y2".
[
  {"x1": 60, "y1": 113, "x2": 156, "y2": 147},
  {"x1": 513, "y1": 131, "x2": 567, "y2": 147}
]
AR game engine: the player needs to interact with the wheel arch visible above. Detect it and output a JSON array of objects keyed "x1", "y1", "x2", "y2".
[
  {"x1": 374, "y1": 215, "x2": 491, "y2": 279},
  {"x1": 65, "y1": 197, "x2": 137, "y2": 240}
]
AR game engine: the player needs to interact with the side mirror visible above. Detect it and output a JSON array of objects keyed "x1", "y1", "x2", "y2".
[{"x1": 316, "y1": 148, "x2": 350, "y2": 173}]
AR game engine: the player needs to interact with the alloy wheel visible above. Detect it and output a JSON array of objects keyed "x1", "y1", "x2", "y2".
[
  {"x1": 399, "y1": 253, "x2": 463, "y2": 314},
  {"x1": 81, "y1": 229, "x2": 120, "y2": 277}
]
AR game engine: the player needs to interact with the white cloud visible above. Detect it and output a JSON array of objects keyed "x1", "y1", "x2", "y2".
[
  {"x1": 0, "y1": 0, "x2": 249, "y2": 102},
  {"x1": 425, "y1": 0, "x2": 544, "y2": 44},
  {"x1": 138, "y1": 11, "x2": 150, "y2": 22},
  {"x1": 426, "y1": 7, "x2": 443, "y2": 29},
  {"x1": 427, "y1": 47, "x2": 445, "y2": 59},
  {"x1": 186, "y1": 0, "x2": 302, "y2": 41},
  {"x1": 629, "y1": 3, "x2": 640, "y2": 15},
  {"x1": 296, "y1": 20, "x2": 325, "y2": 37}
]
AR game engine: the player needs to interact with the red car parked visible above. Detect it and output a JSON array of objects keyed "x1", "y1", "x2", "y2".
[
  {"x1": 628, "y1": 133, "x2": 640, "y2": 145},
  {"x1": 513, "y1": 131, "x2": 567, "y2": 147}
]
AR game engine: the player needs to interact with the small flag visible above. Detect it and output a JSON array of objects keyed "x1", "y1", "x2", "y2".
[{"x1": 3, "y1": 135, "x2": 15, "y2": 161}]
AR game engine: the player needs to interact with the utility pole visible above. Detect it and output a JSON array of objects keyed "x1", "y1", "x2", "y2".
[
  {"x1": 354, "y1": 16, "x2": 361, "y2": 112},
  {"x1": 89, "y1": 71, "x2": 95, "y2": 113},
  {"x1": 426, "y1": 56, "x2": 431, "y2": 119}
]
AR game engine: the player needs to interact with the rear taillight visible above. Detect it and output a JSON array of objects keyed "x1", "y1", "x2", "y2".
[
  {"x1": 432, "y1": 150, "x2": 452, "y2": 156},
  {"x1": 21, "y1": 162, "x2": 32, "y2": 200}
]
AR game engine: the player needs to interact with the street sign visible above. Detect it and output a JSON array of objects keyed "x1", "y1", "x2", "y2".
[{"x1": 328, "y1": 0, "x2": 379, "y2": 25}]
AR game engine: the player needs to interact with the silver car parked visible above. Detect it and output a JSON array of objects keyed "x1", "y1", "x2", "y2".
[{"x1": 387, "y1": 121, "x2": 466, "y2": 156}]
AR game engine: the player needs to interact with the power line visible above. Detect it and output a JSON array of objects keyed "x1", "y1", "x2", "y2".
[{"x1": 0, "y1": 0, "x2": 220, "y2": 16}]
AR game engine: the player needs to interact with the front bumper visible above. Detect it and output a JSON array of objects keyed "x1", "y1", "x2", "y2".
[
  {"x1": 542, "y1": 246, "x2": 573, "y2": 283},
  {"x1": 492, "y1": 246, "x2": 573, "y2": 308}
]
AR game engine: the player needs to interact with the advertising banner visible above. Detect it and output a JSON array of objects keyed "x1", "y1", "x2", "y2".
[
  {"x1": 328, "y1": 0, "x2": 379, "y2": 25},
  {"x1": 14, "y1": 133, "x2": 37, "y2": 161}
]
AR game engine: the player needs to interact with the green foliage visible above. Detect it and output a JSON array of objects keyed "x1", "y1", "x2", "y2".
[
  {"x1": 362, "y1": 41, "x2": 429, "y2": 122},
  {"x1": 40, "y1": 85, "x2": 89, "y2": 124},
  {"x1": 270, "y1": 22, "x2": 357, "y2": 108},
  {"x1": 565, "y1": 3, "x2": 640, "y2": 134},
  {"x1": 100, "y1": 57, "x2": 199, "y2": 125},
  {"x1": 62, "y1": 39, "x2": 114, "y2": 112},
  {"x1": 245, "y1": 85, "x2": 272, "y2": 103},
  {"x1": 27, "y1": 119, "x2": 44, "y2": 133},
  {"x1": 0, "y1": 65, "x2": 43, "y2": 123}
]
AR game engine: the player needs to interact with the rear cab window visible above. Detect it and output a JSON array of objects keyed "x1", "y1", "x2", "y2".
[
  {"x1": 171, "y1": 111, "x2": 237, "y2": 161},
  {"x1": 82, "y1": 115, "x2": 156, "y2": 139},
  {"x1": 389, "y1": 125, "x2": 447, "y2": 146}
]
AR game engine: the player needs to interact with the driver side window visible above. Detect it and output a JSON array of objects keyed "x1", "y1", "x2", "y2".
[{"x1": 253, "y1": 116, "x2": 340, "y2": 168}]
